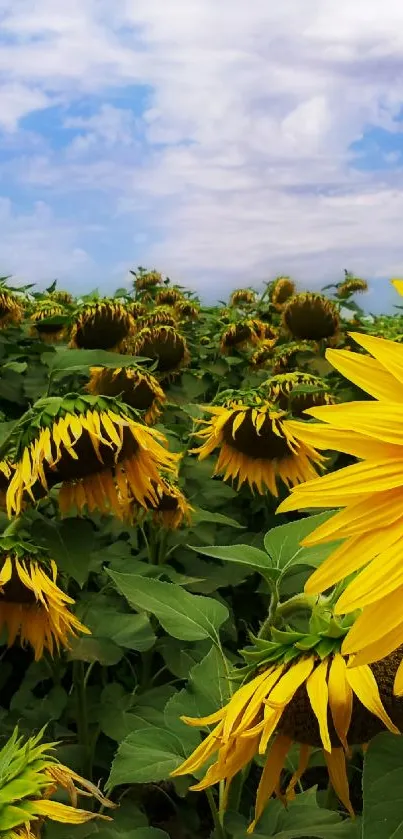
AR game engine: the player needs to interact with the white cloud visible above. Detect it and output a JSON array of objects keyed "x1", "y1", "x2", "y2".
[{"x1": 0, "y1": 0, "x2": 403, "y2": 298}]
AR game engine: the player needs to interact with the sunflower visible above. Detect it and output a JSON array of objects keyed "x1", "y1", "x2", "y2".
[
  {"x1": 337, "y1": 277, "x2": 368, "y2": 298},
  {"x1": 230, "y1": 289, "x2": 257, "y2": 307},
  {"x1": 171, "y1": 622, "x2": 403, "y2": 832},
  {"x1": 264, "y1": 372, "x2": 333, "y2": 417},
  {"x1": 249, "y1": 339, "x2": 277, "y2": 369},
  {"x1": 270, "y1": 277, "x2": 296, "y2": 311},
  {"x1": 0, "y1": 289, "x2": 23, "y2": 328},
  {"x1": 30, "y1": 300, "x2": 67, "y2": 343},
  {"x1": 192, "y1": 394, "x2": 324, "y2": 494},
  {"x1": 276, "y1": 331, "x2": 403, "y2": 686},
  {"x1": 6, "y1": 394, "x2": 179, "y2": 519},
  {"x1": 130, "y1": 300, "x2": 148, "y2": 319},
  {"x1": 0, "y1": 460, "x2": 12, "y2": 510},
  {"x1": 133, "y1": 269, "x2": 163, "y2": 291},
  {"x1": 0, "y1": 548, "x2": 89, "y2": 660},
  {"x1": 155, "y1": 287, "x2": 184, "y2": 306},
  {"x1": 271, "y1": 340, "x2": 317, "y2": 374},
  {"x1": 135, "y1": 477, "x2": 193, "y2": 529},
  {"x1": 1, "y1": 728, "x2": 113, "y2": 838},
  {"x1": 51, "y1": 289, "x2": 74, "y2": 305},
  {"x1": 70, "y1": 300, "x2": 135, "y2": 350},
  {"x1": 282, "y1": 293, "x2": 340, "y2": 342},
  {"x1": 175, "y1": 300, "x2": 200, "y2": 320},
  {"x1": 220, "y1": 319, "x2": 264, "y2": 354},
  {"x1": 87, "y1": 365, "x2": 166, "y2": 424},
  {"x1": 139, "y1": 305, "x2": 178, "y2": 329},
  {"x1": 132, "y1": 325, "x2": 190, "y2": 378}
]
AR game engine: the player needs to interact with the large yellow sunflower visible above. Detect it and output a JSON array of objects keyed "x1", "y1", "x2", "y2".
[
  {"x1": 282, "y1": 293, "x2": 340, "y2": 342},
  {"x1": 192, "y1": 394, "x2": 324, "y2": 494},
  {"x1": 2, "y1": 728, "x2": 113, "y2": 837},
  {"x1": 70, "y1": 300, "x2": 135, "y2": 350},
  {"x1": 0, "y1": 550, "x2": 89, "y2": 660},
  {"x1": 87, "y1": 365, "x2": 166, "y2": 424},
  {"x1": 30, "y1": 300, "x2": 67, "y2": 343},
  {"x1": 5, "y1": 394, "x2": 179, "y2": 519},
  {"x1": 171, "y1": 624, "x2": 403, "y2": 832},
  {"x1": 276, "y1": 331, "x2": 403, "y2": 686},
  {"x1": 132, "y1": 325, "x2": 190, "y2": 378}
]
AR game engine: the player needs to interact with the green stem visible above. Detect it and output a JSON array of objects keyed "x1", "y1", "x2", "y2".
[
  {"x1": 73, "y1": 661, "x2": 92, "y2": 782},
  {"x1": 205, "y1": 788, "x2": 227, "y2": 839},
  {"x1": 258, "y1": 580, "x2": 279, "y2": 639}
]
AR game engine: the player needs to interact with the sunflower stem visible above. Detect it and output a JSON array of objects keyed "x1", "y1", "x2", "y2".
[
  {"x1": 73, "y1": 660, "x2": 93, "y2": 783},
  {"x1": 205, "y1": 787, "x2": 227, "y2": 839},
  {"x1": 258, "y1": 579, "x2": 279, "y2": 639}
]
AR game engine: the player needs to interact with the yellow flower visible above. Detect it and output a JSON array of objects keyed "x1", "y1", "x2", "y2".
[
  {"x1": 6, "y1": 394, "x2": 179, "y2": 519},
  {"x1": 30, "y1": 300, "x2": 67, "y2": 343},
  {"x1": 264, "y1": 372, "x2": 333, "y2": 417},
  {"x1": 139, "y1": 305, "x2": 178, "y2": 329},
  {"x1": 0, "y1": 290, "x2": 23, "y2": 328},
  {"x1": 220, "y1": 319, "x2": 264, "y2": 354},
  {"x1": 230, "y1": 289, "x2": 257, "y2": 307},
  {"x1": 51, "y1": 289, "x2": 74, "y2": 305},
  {"x1": 130, "y1": 300, "x2": 148, "y2": 319},
  {"x1": 174, "y1": 299, "x2": 200, "y2": 320},
  {"x1": 155, "y1": 287, "x2": 184, "y2": 306},
  {"x1": 0, "y1": 727, "x2": 114, "y2": 837},
  {"x1": 192, "y1": 398, "x2": 324, "y2": 495},
  {"x1": 249, "y1": 339, "x2": 277, "y2": 368},
  {"x1": 132, "y1": 325, "x2": 190, "y2": 378},
  {"x1": 87, "y1": 366, "x2": 166, "y2": 424},
  {"x1": 282, "y1": 293, "x2": 340, "y2": 341},
  {"x1": 146, "y1": 478, "x2": 193, "y2": 529},
  {"x1": 276, "y1": 331, "x2": 403, "y2": 686},
  {"x1": 171, "y1": 648, "x2": 402, "y2": 832},
  {"x1": 70, "y1": 300, "x2": 135, "y2": 350},
  {"x1": 270, "y1": 277, "x2": 295, "y2": 311},
  {"x1": 0, "y1": 553, "x2": 89, "y2": 660},
  {"x1": 133, "y1": 269, "x2": 163, "y2": 291}
]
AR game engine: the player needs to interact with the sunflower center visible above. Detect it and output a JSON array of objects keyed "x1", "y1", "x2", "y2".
[
  {"x1": 47, "y1": 423, "x2": 139, "y2": 483},
  {"x1": 222, "y1": 410, "x2": 291, "y2": 460},
  {"x1": 75, "y1": 310, "x2": 130, "y2": 350},
  {"x1": 284, "y1": 300, "x2": 338, "y2": 340},
  {"x1": 139, "y1": 332, "x2": 185, "y2": 372},
  {"x1": 224, "y1": 325, "x2": 252, "y2": 347}
]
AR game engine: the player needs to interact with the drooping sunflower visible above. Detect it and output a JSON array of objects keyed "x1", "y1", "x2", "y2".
[
  {"x1": 220, "y1": 319, "x2": 264, "y2": 354},
  {"x1": 87, "y1": 365, "x2": 166, "y2": 424},
  {"x1": 5, "y1": 394, "x2": 179, "y2": 519},
  {"x1": 175, "y1": 299, "x2": 200, "y2": 321},
  {"x1": 282, "y1": 293, "x2": 340, "y2": 342},
  {"x1": 0, "y1": 546, "x2": 89, "y2": 660},
  {"x1": 155, "y1": 287, "x2": 184, "y2": 307},
  {"x1": 51, "y1": 289, "x2": 74, "y2": 305},
  {"x1": 133, "y1": 269, "x2": 163, "y2": 292},
  {"x1": 270, "y1": 276, "x2": 296, "y2": 311},
  {"x1": 130, "y1": 300, "x2": 148, "y2": 319},
  {"x1": 192, "y1": 392, "x2": 324, "y2": 495},
  {"x1": 139, "y1": 305, "x2": 178, "y2": 329},
  {"x1": 1, "y1": 728, "x2": 113, "y2": 838},
  {"x1": 30, "y1": 300, "x2": 67, "y2": 343},
  {"x1": 0, "y1": 288, "x2": 23, "y2": 328},
  {"x1": 230, "y1": 288, "x2": 257, "y2": 307},
  {"x1": 132, "y1": 325, "x2": 190, "y2": 378},
  {"x1": 271, "y1": 340, "x2": 317, "y2": 374},
  {"x1": 250, "y1": 339, "x2": 277, "y2": 369},
  {"x1": 135, "y1": 476, "x2": 193, "y2": 529},
  {"x1": 264, "y1": 372, "x2": 334, "y2": 417},
  {"x1": 276, "y1": 330, "x2": 403, "y2": 686},
  {"x1": 70, "y1": 300, "x2": 135, "y2": 350},
  {"x1": 172, "y1": 620, "x2": 403, "y2": 832},
  {"x1": 337, "y1": 277, "x2": 368, "y2": 298}
]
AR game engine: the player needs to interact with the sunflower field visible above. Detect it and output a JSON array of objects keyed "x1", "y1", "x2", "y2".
[{"x1": 0, "y1": 268, "x2": 402, "y2": 839}]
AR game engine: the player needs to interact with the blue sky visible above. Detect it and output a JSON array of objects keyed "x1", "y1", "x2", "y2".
[{"x1": 0, "y1": 1, "x2": 403, "y2": 310}]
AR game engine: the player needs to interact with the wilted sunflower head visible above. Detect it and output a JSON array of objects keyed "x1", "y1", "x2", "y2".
[
  {"x1": 139, "y1": 305, "x2": 178, "y2": 329},
  {"x1": 220, "y1": 318, "x2": 264, "y2": 354},
  {"x1": 270, "y1": 276, "x2": 296, "y2": 311},
  {"x1": 30, "y1": 300, "x2": 67, "y2": 343},
  {"x1": 0, "y1": 289, "x2": 23, "y2": 328},
  {"x1": 135, "y1": 476, "x2": 192, "y2": 529},
  {"x1": 282, "y1": 293, "x2": 340, "y2": 341},
  {"x1": 87, "y1": 365, "x2": 166, "y2": 424},
  {"x1": 271, "y1": 340, "x2": 317, "y2": 374},
  {"x1": 264, "y1": 372, "x2": 334, "y2": 417},
  {"x1": 249, "y1": 339, "x2": 277, "y2": 368},
  {"x1": 51, "y1": 289, "x2": 74, "y2": 305},
  {"x1": 172, "y1": 611, "x2": 403, "y2": 832},
  {"x1": 133, "y1": 325, "x2": 190, "y2": 378},
  {"x1": 70, "y1": 300, "x2": 135, "y2": 350},
  {"x1": 0, "y1": 534, "x2": 90, "y2": 660},
  {"x1": 230, "y1": 288, "x2": 257, "y2": 307},
  {"x1": 192, "y1": 390, "x2": 324, "y2": 495},
  {"x1": 1, "y1": 727, "x2": 114, "y2": 837},
  {"x1": 155, "y1": 287, "x2": 184, "y2": 306},
  {"x1": 175, "y1": 299, "x2": 200, "y2": 320},
  {"x1": 5, "y1": 393, "x2": 179, "y2": 519},
  {"x1": 337, "y1": 277, "x2": 368, "y2": 298},
  {"x1": 134, "y1": 269, "x2": 163, "y2": 291},
  {"x1": 129, "y1": 300, "x2": 148, "y2": 319}
]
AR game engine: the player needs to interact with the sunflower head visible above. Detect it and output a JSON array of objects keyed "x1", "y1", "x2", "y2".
[
  {"x1": 220, "y1": 318, "x2": 264, "y2": 354},
  {"x1": 192, "y1": 390, "x2": 324, "y2": 495},
  {"x1": 6, "y1": 393, "x2": 179, "y2": 519},
  {"x1": 87, "y1": 365, "x2": 166, "y2": 424},
  {"x1": 129, "y1": 300, "x2": 148, "y2": 319},
  {"x1": 249, "y1": 339, "x2": 276, "y2": 368},
  {"x1": 270, "y1": 276, "x2": 296, "y2": 311},
  {"x1": 172, "y1": 610, "x2": 403, "y2": 832},
  {"x1": 70, "y1": 300, "x2": 135, "y2": 350},
  {"x1": 230, "y1": 288, "x2": 257, "y2": 307},
  {"x1": 132, "y1": 325, "x2": 190, "y2": 378},
  {"x1": 0, "y1": 289, "x2": 24, "y2": 328},
  {"x1": 271, "y1": 340, "x2": 317, "y2": 374},
  {"x1": 139, "y1": 305, "x2": 178, "y2": 329},
  {"x1": 0, "y1": 727, "x2": 113, "y2": 837},
  {"x1": 175, "y1": 299, "x2": 200, "y2": 321},
  {"x1": 337, "y1": 275, "x2": 368, "y2": 298},
  {"x1": 282, "y1": 293, "x2": 340, "y2": 341},
  {"x1": 264, "y1": 372, "x2": 334, "y2": 417},
  {"x1": 51, "y1": 289, "x2": 74, "y2": 305},
  {"x1": 200, "y1": 335, "x2": 211, "y2": 346},
  {"x1": 133, "y1": 269, "x2": 163, "y2": 292},
  {"x1": 155, "y1": 287, "x2": 184, "y2": 306},
  {"x1": 30, "y1": 300, "x2": 67, "y2": 343},
  {"x1": 136, "y1": 476, "x2": 192, "y2": 529}
]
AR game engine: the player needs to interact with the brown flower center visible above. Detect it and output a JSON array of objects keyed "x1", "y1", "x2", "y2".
[{"x1": 222, "y1": 410, "x2": 291, "y2": 460}]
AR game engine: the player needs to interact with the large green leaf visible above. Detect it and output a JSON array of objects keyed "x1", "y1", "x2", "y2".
[
  {"x1": 264, "y1": 512, "x2": 342, "y2": 574},
  {"x1": 31, "y1": 517, "x2": 97, "y2": 587},
  {"x1": 165, "y1": 645, "x2": 233, "y2": 735},
  {"x1": 107, "y1": 726, "x2": 199, "y2": 789},
  {"x1": 362, "y1": 732, "x2": 403, "y2": 839},
  {"x1": 107, "y1": 571, "x2": 229, "y2": 642},
  {"x1": 44, "y1": 348, "x2": 147, "y2": 373},
  {"x1": 190, "y1": 543, "x2": 270, "y2": 572}
]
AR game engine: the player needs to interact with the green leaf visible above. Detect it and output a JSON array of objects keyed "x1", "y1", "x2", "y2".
[
  {"x1": 165, "y1": 645, "x2": 233, "y2": 733},
  {"x1": 264, "y1": 512, "x2": 341, "y2": 573},
  {"x1": 31, "y1": 518, "x2": 96, "y2": 587},
  {"x1": 108, "y1": 571, "x2": 229, "y2": 642},
  {"x1": 68, "y1": 637, "x2": 123, "y2": 665},
  {"x1": 79, "y1": 594, "x2": 156, "y2": 652},
  {"x1": 107, "y1": 726, "x2": 199, "y2": 789},
  {"x1": 190, "y1": 543, "x2": 270, "y2": 573},
  {"x1": 230, "y1": 788, "x2": 359, "y2": 838},
  {"x1": 191, "y1": 508, "x2": 244, "y2": 529},
  {"x1": 44, "y1": 348, "x2": 147, "y2": 373},
  {"x1": 362, "y1": 731, "x2": 403, "y2": 839}
]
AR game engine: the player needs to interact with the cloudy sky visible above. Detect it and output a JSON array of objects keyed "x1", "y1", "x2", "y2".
[{"x1": 0, "y1": 0, "x2": 403, "y2": 309}]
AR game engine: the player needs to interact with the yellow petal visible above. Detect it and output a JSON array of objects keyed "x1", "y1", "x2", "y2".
[
  {"x1": 285, "y1": 743, "x2": 312, "y2": 800},
  {"x1": 265, "y1": 657, "x2": 315, "y2": 709},
  {"x1": 345, "y1": 664, "x2": 399, "y2": 734},
  {"x1": 349, "y1": 331, "x2": 403, "y2": 387},
  {"x1": 323, "y1": 748, "x2": 354, "y2": 818},
  {"x1": 327, "y1": 654, "x2": 352, "y2": 752},
  {"x1": 341, "y1": 587, "x2": 403, "y2": 653},
  {"x1": 391, "y1": 279, "x2": 403, "y2": 297},
  {"x1": 325, "y1": 347, "x2": 403, "y2": 402},
  {"x1": 306, "y1": 659, "x2": 331, "y2": 752},
  {"x1": 247, "y1": 734, "x2": 292, "y2": 833}
]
